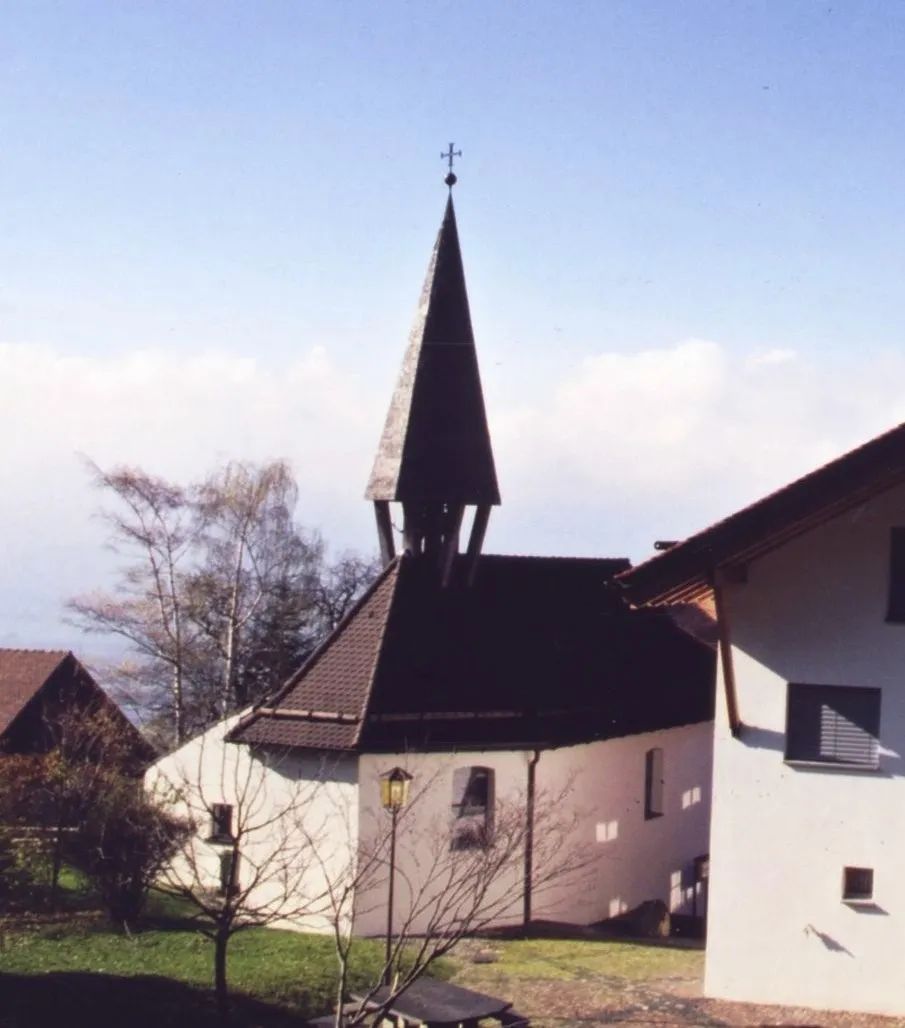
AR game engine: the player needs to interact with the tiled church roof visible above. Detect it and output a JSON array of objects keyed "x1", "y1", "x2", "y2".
[{"x1": 230, "y1": 554, "x2": 715, "y2": 752}]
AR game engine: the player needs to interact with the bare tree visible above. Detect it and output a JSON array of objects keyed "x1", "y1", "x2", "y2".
[
  {"x1": 69, "y1": 458, "x2": 379, "y2": 747},
  {"x1": 311, "y1": 551, "x2": 383, "y2": 637},
  {"x1": 146, "y1": 727, "x2": 349, "y2": 1025},
  {"x1": 313, "y1": 773, "x2": 594, "y2": 1028},
  {"x1": 68, "y1": 460, "x2": 200, "y2": 744},
  {"x1": 186, "y1": 459, "x2": 325, "y2": 719}
]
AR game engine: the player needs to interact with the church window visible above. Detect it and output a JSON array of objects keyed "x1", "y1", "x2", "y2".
[
  {"x1": 644, "y1": 748, "x2": 665, "y2": 819},
  {"x1": 451, "y1": 766, "x2": 494, "y2": 849},
  {"x1": 209, "y1": 803, "x2": 234, "y2": 843}
]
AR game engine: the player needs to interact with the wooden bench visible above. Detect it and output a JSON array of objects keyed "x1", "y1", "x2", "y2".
[{"x1": 310, "y1": 978, "x2": 529, "y2": 1028}]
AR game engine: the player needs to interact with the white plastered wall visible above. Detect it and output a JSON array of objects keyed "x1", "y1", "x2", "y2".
[
  {"x1": 145, "y1": 714, "x2": 360, "y2": 934},
  {"x1": 353, "y1": 724, "x2": 712, "y2": 937},
  {"x1": 705, "y1": 481, "x2": 905, "y2": 1015}
]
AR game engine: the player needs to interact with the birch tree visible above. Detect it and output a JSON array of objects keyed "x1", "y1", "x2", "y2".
[
  {"x1": 68, "y1": 458, "x2": 379, "y2": 747},
  {"x1": 68, "y1": 461, "x2": 200, "y2": 744}
]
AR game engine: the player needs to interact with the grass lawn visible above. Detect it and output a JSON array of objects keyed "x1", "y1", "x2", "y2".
[
  {"x1": 0, "y1": 888, "x2": 399, "y2": 1027},
  {"x1": 0, "y1": 873, "x2": 704, "y2": 1028},
  {"x1": 457, "y1": 936, "x2": 703, "y2": 985}
]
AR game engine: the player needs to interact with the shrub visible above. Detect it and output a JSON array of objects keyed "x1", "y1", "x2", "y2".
[{"x1": 74, "y1": 781, "x2": 190, "y2": 925}]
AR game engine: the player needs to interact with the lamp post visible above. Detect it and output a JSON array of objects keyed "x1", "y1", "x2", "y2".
[{"x1": 379, "y1": 766, "x2": 413, "y2": 984}]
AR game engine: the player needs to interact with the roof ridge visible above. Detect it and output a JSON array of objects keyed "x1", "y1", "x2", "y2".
[
  {"x1": 0, "y1": 647, "x2": 70, "y2": 655},
  {"x1": 353, "y1": 553, "x2": 410, "y2": 742},
  {"x1": 474, "y1": 553, "x2": 631, "y2": 564}
]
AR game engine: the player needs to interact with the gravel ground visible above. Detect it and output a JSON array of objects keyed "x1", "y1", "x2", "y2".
[{"x1": 452, "y1": 940, "x2": 905, "y2": 1028}]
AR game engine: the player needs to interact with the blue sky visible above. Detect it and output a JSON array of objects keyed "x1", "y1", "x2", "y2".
[{"x1": 4, "y1": 1, "x2": 905, "y2": 649}]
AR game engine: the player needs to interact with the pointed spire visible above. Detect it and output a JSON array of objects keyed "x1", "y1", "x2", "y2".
[{"x1": 366, "y1": 190, "x2": 500, "y2": 508}]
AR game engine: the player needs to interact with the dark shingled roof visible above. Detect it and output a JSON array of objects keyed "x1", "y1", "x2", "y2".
[
  {"x1": 230, "y1": 554, "x2": 715, "y2": 752},
  {"x1": 365, "y1": 193, "x2": 500, "y2": 506},
  {"x1": 0, "y1": 649, "x2": 68, "y2": 735},
  {"x1": 619, "y1": 418, "x2": 905, "y2": 606}
]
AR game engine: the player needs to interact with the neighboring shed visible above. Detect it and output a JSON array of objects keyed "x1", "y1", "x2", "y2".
[{"x1": 0, "y1": 649, "x2": 155, "y2": 771}]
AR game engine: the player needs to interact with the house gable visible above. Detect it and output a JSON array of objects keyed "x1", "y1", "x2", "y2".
[
  {"x1": 0, "y1": 649, "x2": 67, "y2": 738},
  {"x1": 619, "y1": 419, "x2": 905, "y2": 606},
  {"x1": 0, "y1": 649, "x2": 155, "y2": 768}
]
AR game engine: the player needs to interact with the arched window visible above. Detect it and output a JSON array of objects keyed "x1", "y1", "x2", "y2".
[{"x1": 451, "y1": 766, "x2": 495, "y2": 849}]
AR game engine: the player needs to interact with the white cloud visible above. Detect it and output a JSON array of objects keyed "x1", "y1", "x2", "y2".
[
  {"x1": 0, "y1": 342, "x2": 384, "y2": 646},
  {"x1": 491, "y1": 339, "x2": 905, "y2": 550},
  {"x1": 747, "y1": 347, "x2": 797, "y2": 367},
  {"x1": 3, "y1": 337, "x2": 905, "y2": 644}
]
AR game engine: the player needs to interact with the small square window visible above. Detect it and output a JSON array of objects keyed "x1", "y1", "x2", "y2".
[
  {"x1": 209, "y1": 803, "x2": 233, "y2": 843},
  {"x1": 842, "y1": 866, "x2": 873, "y2": 903}
]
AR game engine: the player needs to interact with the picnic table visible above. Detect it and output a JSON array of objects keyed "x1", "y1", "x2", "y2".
[{"x1": 309, "y1": 977, "x2": 528, "y2": 1028}]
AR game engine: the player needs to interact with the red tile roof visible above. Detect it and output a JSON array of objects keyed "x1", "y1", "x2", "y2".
[{"x1": 0, "y1": 649, "x2": 68, "y2": 736}]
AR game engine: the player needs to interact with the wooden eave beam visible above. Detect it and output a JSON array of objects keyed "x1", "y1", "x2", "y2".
[
  {"x1": 711, "y1": 582, "x2": 742, "y2": 738},
  {"x1": 465, "y1": 504, "x2": 491, "y2": 585},
  {"x1": 440, "y1": 504, "x2": 465, "y2": 587},
  {"x1": 373, "y1": 501, "x2": 396, "y2": 566}
]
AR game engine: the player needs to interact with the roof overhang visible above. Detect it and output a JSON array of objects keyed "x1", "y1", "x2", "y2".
[{"x1": 619, "y1": 420, "x2": 905, "y2": 606}]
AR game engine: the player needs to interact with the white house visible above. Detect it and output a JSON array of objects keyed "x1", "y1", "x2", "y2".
[
  {"x1": 621, "y1": 422, "x2": 905, "y2": 1016},
  {"x1": 147, "y1": 174, "x2": 716, "y2": 941}
]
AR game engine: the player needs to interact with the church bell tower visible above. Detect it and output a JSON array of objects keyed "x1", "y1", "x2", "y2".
[{"x1": 365, "y1": 152, "x2": 500, "y2": 583}]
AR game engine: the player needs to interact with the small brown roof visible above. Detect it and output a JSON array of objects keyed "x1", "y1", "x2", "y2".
[
  {"x1": 230, "y1": 554, "x2": 714, "y2": 752},
  {"x1": 365, "y1": 192, "x2": 500, "y2": 506},
  {"x1": 619, "y1": 419, "x2": 905, "y2": 605},
  {"x1": 0, "y1": 649, "x2": 68, "y2": 735}
]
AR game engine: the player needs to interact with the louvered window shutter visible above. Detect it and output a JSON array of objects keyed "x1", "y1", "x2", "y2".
[{"x1": 786, "y1": 684, "x2": 880, "y2": 768}]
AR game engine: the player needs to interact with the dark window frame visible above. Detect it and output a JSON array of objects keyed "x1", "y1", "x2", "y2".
[
  {"x1": 218, "y1": 850, "x2": 240, "y2": 897},
  {"x1": 842, "y1": 866, "x2": 874, "y2": 904},
  {"x1": 644, "y1": 747, "x2": 665, "y2": 820},
  {"x1": 451, "y1": 766, "x2": 495, "y2": 850},
  {"x1": 785, "y1": 683, "x2": 881, "y2": 770},
  {"x1": 209, "y1": 803, "x2": 234, "y2": 844},
  {"x1": 887, "y1": 527, "x2": 905, "y2": 623}
]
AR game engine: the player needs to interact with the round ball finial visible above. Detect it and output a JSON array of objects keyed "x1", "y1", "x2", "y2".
[{"x1": 445, "y1": 171, "x2": 457, "y2": 188}]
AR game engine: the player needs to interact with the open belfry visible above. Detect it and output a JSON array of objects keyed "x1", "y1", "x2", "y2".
[
  {"x1": 231, "y1": 156, "x2": 713, "y2": 756},
  {"x1": 366, "y1": 166, "x2": 499, "y2": 583}
]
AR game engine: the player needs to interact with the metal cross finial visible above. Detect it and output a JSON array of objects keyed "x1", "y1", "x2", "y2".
[{"x1": 441, "y1": 143, "x2": 462, "y2": 187}]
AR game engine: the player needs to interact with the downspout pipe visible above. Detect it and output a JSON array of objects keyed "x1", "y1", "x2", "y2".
[{"x1": 523, "y1": 748, "x2": 541, "y2": 929}]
